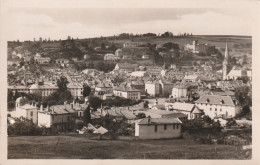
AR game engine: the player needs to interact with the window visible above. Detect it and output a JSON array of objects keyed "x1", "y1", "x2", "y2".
[
  {"x1": 176, "y1": 125, "x2": 179, "y2": 129},
  {"x1": 220, "y1": 109, "x2": 222, "y2": 112},
  {"x1": 155, "y1": 125, "x2": 157, "y2": 132},
  {"x1": 210, "y1": 108, "x2": 212, "y2": 111},
  {"x1": 173, "y1": 124, "x2": 175, "y2": 129},
  {"x1": 164, "y1": 124, "x2": 167, "y2": 130},
  {"x1": 215, "y1": 108, "x2": 217, "y2": 111},
  {"x1": 30, "y1": 111, "x2": 33, "y2": 116}
]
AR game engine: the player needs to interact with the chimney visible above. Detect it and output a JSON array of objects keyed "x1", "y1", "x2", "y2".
[
  {"x1": 70, "y1": 103, "x2": 73, "y2": 109},
  {"x1": 40, "y1": 104, "x2": 43, "y2": 111}
]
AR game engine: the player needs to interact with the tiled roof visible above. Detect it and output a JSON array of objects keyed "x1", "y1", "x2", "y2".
[
  {"x1": 20, "y1": 104, "x2": 37, "y2": 110},
  {"x1": 50, "y1": 105, "x2": 75, "y2": 114},
  {"x1": 147, "y1": 109, "x2": 177, "y2": 115},
  {"x1": 116, "y1": 63, "x2": 138, "y2": 69},
  {"x1": 113, "y1": 85, "x2": 140, "y2": 92},
  {"x1": 184, "y1": 75, "x2": 198, "y2": 80},
  {"x1": 195, "y1": 95, "x2": 235, "y2": 106},
  {"x1": 171, "y1": 102, "x2": 195, "y2": 112},
  {"x1": 138, "y1": 118, "x2": 182, "y2": 125}
]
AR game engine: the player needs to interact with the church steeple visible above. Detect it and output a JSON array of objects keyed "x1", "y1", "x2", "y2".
[
  {"x1": 222, "y1": 42, "x2": 229, "y2": 80},
  {"x1": 224, "y1": 42, "x2": 229, "y2": 59}
]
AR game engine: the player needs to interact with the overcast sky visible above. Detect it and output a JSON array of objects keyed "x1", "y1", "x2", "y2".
[{"x1": 5, "y1": 8, "x2": 253, "y2": 41}]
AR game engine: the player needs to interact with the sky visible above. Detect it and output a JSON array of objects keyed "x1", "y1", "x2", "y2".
[{"x1": 5, "y1": 7, "x2": 253, "y2": 41}]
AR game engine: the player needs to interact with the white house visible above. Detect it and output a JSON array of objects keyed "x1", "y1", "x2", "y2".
[
  {"x1": 135, "y1": 118, "x2": 182, "y2": 139},
  {"x1": 227, "y1": 69, "x2": 252, "y2": 80},
  {"x1": 38, "y1": 104, "x2": 76, "y2": 131},
  {"x1": 131, "y1": 71, "x2": 147, "y2": 77},
  {"x1": 145, "y1": 81, "x2": 161, "y2": 97},
  {"x1": 113, "y1": 85, "x2": 141, "y2": 100},
  {"x1": 104, "y1": 54, "x2": 120, "y2": 61},
  {"x1": 183, "y1": 75, "x2": 199, "y2": 82},
  {"x1": 170, "y1": 85, "x2": 188, "y2": 99},
  {"x1": 14, "y1": 97, "x2": 38, "y2": 124},
  {"x1": 195, "y1": 95, "x2": 239, "y2": 119}
]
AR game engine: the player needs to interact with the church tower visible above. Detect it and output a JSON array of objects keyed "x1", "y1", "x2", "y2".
[{"x1": 222, "y1": 42, "x2": 229, "y2": 80}]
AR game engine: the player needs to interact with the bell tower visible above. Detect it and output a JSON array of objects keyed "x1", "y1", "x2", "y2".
[{"x1": 222, "y1": 42, "x2": 229, "y2": 80}]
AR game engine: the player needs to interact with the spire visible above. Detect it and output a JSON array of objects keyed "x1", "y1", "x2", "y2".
[{"x1": 224, "y1": 42, "x2": 229, "y2": 59}]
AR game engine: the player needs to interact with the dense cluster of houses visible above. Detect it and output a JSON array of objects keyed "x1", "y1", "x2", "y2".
[{"x1": 7, "y1": 40, "x2": 252, "y2": 139}]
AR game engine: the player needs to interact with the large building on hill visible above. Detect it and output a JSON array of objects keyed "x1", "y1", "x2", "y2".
[{"x1": 8, "y1": 82, "x2": 83, "y2": 99}]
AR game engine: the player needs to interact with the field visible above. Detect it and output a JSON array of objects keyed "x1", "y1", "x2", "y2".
[{"x1": 8, "y1": 135, "x2": 251, "y2": 159}]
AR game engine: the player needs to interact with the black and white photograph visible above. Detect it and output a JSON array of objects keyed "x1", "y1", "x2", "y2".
[{"x1": 0, "y1": 0, "x2": 259, "y2": 163}]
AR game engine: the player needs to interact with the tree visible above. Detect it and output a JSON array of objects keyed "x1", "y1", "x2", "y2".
[
  {"x1": 161, "y1": 31, "x2": 173, "y2": 37},
  {"x1": 101, "y1": 43, "x2": 106, "y2": 50},
  {"x1": 20, "y1": 58, "x2": 25, "y2": 66},
  {"x1": 83, "y1": 105, "x2": 92, "y2": 124},
  {"x1": 83, "y1": 84, "x2": 91, "y2": 97},
  {"x1": 57, "y1": 76, "x2": 69, "y2": 92},
  {"x1": 89, "y1": 96, "x2": 102, "y2": 111},
  {"x1": 240, "y1": 105, "x2": 250, "y2": 117},
  {"x1": 162, "y1": 42, "x2": 179, "y2": 51},
  {"x1": 234, "y1": 86, "x2": 252, "y2": 106},
  {"x1": 8, "y1": 90, "x2": 14, "y2": 102}
]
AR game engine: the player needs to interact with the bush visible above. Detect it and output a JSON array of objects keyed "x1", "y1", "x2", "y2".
[{"x1": 116, "y1": 123, "x2": 135, "y2": 136}]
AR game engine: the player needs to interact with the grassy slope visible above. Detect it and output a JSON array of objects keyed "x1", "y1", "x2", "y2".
[{"x1": 8, "y1": 135, "x2": 251, "y2": 159}]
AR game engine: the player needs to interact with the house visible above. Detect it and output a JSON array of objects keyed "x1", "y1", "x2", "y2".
[
  {"x1": 145, "y1": 81, "x2": 161, "y2": 97},
  {"x1": 135, "y1": 118, "x2": 182, "y2": 139},
  {"x1": 104, "y1": 53, "x2": 120, "y2": 61},
  {"x1": 56, "y1": 58, "x2": 70, "y2": 66},
  {"x1": 94, "y1": 83, "x2": 113, "y2": 100},
  {"x1": 67, "y1": 83, "x2": 84, "y2": 99},
  {"x1": 183, "y1": 75, "x2": 199, "y2": 82},
  {"x1": 131, "y1": 71, "x2": 148, "y2": 77},
  {"x1": 114, "y1": 63, "x2": 138, "y2": 72},
  {"x1": 115, "y1": 49, "x2": 123, "y2": 57},
  {"x1": 146, "y1": 66, "x2": 162, "y2": 77},
  {"x1": 123, "y1": 42, "x2": 143, "y2": 48},
  {"x1": 9, "y1": 83, "x2": 58, "y2": 98},
  {"x1": 185, "y1": 40, "x2": 215, "y2": 54},
  {"x1": 38, "y1": 104, "x2": 76, "y2": 131},
  {"x1": 170, "y1": 84, "x2": 189, "y2": 99},
  {"x1": 113, "y1": 85, "x2": 141, "y2": 100},
  {"x1": 13, "y1": 97, "x2": 38, "y2": 124},
  {"x1": 167, "y1": 102, "x2": 203, "y2": 119},
  {"x1": 142, "y1": 55, "x2": 150, "y2": 59},
  {"x1": 159, "y1": 80, "x2": 173, "y2": 97},
  {"x1": 227, "y1": 69, "x2": 251, "y2": 80},
  {"x1": 8, "y1": 59, "x2": 20, "y2": 66},
  {"x1": 34, "y1": 54, "x2": 50, "y2": 64},
  {"x1": 195, "y1": 95, "x2": 239, "y2": 119}
]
